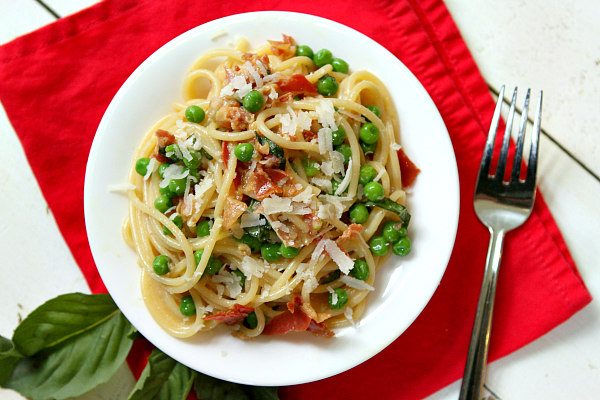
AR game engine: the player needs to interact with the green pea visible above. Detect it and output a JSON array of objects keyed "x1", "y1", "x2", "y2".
[
  {"x1": 359, "y1": 122, "x2": 379, "y2": 145},
  {"x1": 182, "y1": 150, "x2": 201, "y2": 171},
  {"x1": 302, "y1": 158, "x2": 320, "y2": 177},
  {"x1": 331, "y1": 58, "x2": 349, "y2": 73},
  {"x1": 261, "y1": 243, "x2": 281, "y2": 262},
  {"x1": 232, "y1": 269, "x2": 246, "y2": 288},
  {"x1": 382, "y1": 221, "x2": 403, "y2": 243},
  {"x1": 242, "y1": 90, "x2": 265, "y2": 113},
  {"x1": 328, "y1": 288, "x2": 348, "y2": 309},
  {"x1": 359, "y1": 164, "x2": 377, "y2": 185},
  {"x1": 331, "y1": 127, "x2": 346, "y2": 146},
  {"x1": 366, "y1": 105, "x2": 381, "y2": 118},
  {"x1": 313, "y1": 49, "x2": 333, "y2": 67},
  {"x1": 164, "y1": 144, "x2": 181, "y2": 161},
  {"x1": 204, "y1": 257, "x2": 223, "y2": 276},
  {"x1": 158, "y1": 163, "x2": 169, "y2": 179},
  {"x1": 243, "y1": 311, "x2": 258, "y2": 329},
  {"x1": 361, "y1": 141, "x2": 377, "y2": 155},
  {"x1": 179, "y1": 295, "x2": 196, "y2": 316},
  {"x1": 154, "y1": 195, "x2": 172, "y2": 213},
  {"x1": 194, "y1": 249, "x2": 204, "y2": 266},
  {"x1": 317, "y1": 75, "x2": 339, "y2": 96},
  {"x1": 320, "y1": 269, "x2": 341, "y2": 284},
  {"x1": 392, "y1": 237, "x2": 411, "y2": 256},
  {"x1": 234, "y1": 143, "x2": 254, "y2": 162},
  {"x1": 279, "y1": 244, "x2": 299, "y2": 259},
  {"x1": 163, "y1": 214, "x2": 183, "y2": 236},
  {"x1": 398, "y1": 227, "x2": 408, "y2": 238},
  {"x1": 152, "y1": 255, "x2": 170, "y2": 275},
  {"x1": 335, "y1": 144, "x2": 352, "y2": 164},
  {"x1": 369, "y1": 235, "x2": 389, "y2": 256},
  {"x1": 159, "y1": 184, "x2": 172, "y2": 198},
  {"x1": 196, "y1": 220, "x2": 211, "y2": 237},
  {"x1": 168, "y1": 178, "x2": 186, "y2": 196},
  {"x1": 364, "y1": 181, "x2": 384, "y2": 201},
  {"x1": 240, "y1": 233, "x2": 261, "y2": 253},
  {"x1": 350, "y1": 259, "x2": 369, "y2": 281},
  {"x1": 349, "y1": 203, "x2": 369, "y2": 224},
  {"x1": 295, "y1": 45, "x2": 314, "y2": 59},
  {"x1": 185, "y1": 105, "x2": 205, "y2": 123},
  {"x1": 135, "y1": 158, "x2": 151, "y2": 176}
]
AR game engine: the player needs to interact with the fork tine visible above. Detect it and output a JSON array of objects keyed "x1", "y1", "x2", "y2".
[
  {"x1": 479, "y1": 85, "x2": 505, "y2": 178},
  {"x1": 495, "y1": 87, "x2": 518, "y2": 181},
  {"x1": 510, "y1": 89, "x2": 531, "y2": 182},
  {"x1": 526, "y1": 91, "x2": 543, "y2": 183}
]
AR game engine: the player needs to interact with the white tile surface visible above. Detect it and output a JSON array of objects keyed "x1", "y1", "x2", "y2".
[
  {"x1": 43, "y1": 0, "x2": 99, "y2": 17},
  {"x1": 0, "y1": 0, "x2": 54, "y2": 45},
  {"x1": 2, "y1": 1, "x2": 600, "y2": 399},
  {"x1": 445, "y1": 0, "x2": 600, "y2": 177}
]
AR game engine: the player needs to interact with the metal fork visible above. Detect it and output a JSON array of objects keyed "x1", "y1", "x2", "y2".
[{"x1": 459, "y1": 86, "x2": 543, "y2": 400}]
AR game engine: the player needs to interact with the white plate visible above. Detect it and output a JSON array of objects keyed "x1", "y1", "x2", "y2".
[{"x1": 84, "y1": 11, "x2": 459, "y2": 386}]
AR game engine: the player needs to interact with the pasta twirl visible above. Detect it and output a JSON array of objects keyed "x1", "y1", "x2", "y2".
[{"x1": 125, "y1": 35, "x2": 418, "y2": 339}]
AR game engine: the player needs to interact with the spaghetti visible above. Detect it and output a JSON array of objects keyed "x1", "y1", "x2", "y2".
[{"x1": 125, "y1": 35, "x2": 419, "y2": 339}]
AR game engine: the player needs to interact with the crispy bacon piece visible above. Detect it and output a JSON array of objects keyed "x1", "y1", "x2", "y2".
[
  {"x1": 397, "y1": 148, "x2": 420, "y2": 188},
  {"x1": 307, "y1": 320, "x2": 334, "y2": 338},
  {"x1": 210, "y1": 97, "x2": 254, "y2": 131},
  {"x1": 277, "y1": 74, "x2": 317, "y2": 96},
  {"x1": 204, "y1": 304, "x2": 254, "y2": 325},
  {"x1": 263, "y1": 296, "x2": 334, "y2": 337},
  {"x1": 222, "y1": 197, "x2": 247, "y2": 230},
  {"x1": 268, "y1": 34, "x2": 296, "y2": 60},
  {"x1": 156, "y1": 129, "x2": 175, "y2": 147},
  {"x1": 302, "y1": 130, "x2": 317, "y2": 141},
  {"x1": 152, "y1": 153, "x2": 169, "y2": 163},
  {"x1": 241, "y1": 165, "x2": 286, "y2": 200},
  {"x1": 153, "y1": 129, "x2": 175, "y2": 162},
  {"x1": 222, "y1": 141, "x2": 230, "y2": 166},
  {"x1": 336, "y1": 224, "x2": 364, "y2": 246}
]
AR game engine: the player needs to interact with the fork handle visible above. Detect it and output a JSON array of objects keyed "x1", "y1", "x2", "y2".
[{"x1": 459, "y1": 229, "x2": 505, "y2": 400}]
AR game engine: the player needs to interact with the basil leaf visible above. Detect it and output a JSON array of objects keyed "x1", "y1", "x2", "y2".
[
  {"x1": 5, "y1": 311, "x2": 134, "y2": 400},
  {"x1": 195, "y1": 373, "x2": 248, "y2": 399},
  {"x1": 194, "y1": 373, "x2": 279, "y2": 400},
  {"x1": 364, "y1": 198, "x2": 411, "y2": 226},
  {"x1": 247, "y1": 386, "x2": 279, "y2": 400},
  {"x1": 158, "y1": 361, "x2": 196, "y2": 399},
  {"x1": 13, "y1": 292, "x2": 118, "y2": 356},
  {"x1": 128, "y1": 348, "x2": 195, "y2": 400},
  {"x1": 0, "y1": 335, "x2": 23, "y2": 385}
]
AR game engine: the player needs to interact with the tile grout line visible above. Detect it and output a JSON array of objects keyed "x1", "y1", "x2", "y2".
[
  {"x1": 33, "y1": 0, "x2": 61, "y2": 19},
  {"x1": 484, "y1": 383, "x2": 502, "y2": 399},
  {"x1": 488, "y1": 83, "x2": 600, "y2": 184}
]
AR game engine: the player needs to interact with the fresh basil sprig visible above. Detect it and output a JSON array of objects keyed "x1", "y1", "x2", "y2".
[
  {"x1": 128, "y1": 348, "x2": 195, "y2": 400},
  {"x1": 0, "y1": 292, "x2": 280, "y2": 400},
  {"x1": 1, "y1": 293, "x2": 135, "y2": 400}
]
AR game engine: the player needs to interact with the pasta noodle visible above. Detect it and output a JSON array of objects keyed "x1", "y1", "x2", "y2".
[{"x1": 124, "y1": 35, "x2": 418, "y2": 339}]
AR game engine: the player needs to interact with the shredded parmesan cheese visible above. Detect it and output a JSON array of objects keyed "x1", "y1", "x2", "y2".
[
  {"x1": 240, "y1": 213, "x2": 266, "y2": 228},
  {"x1": 315, "y1": 99, "x2": 338, "y2": 130},
  {"x1": 262, "y1": 195, "x2": 293, "y2": 214},
  {"x1": 323, "y1": 239, "x2": 354, "y2": 274},
  {"x1": 317, "y1": 128, "x2": 333, "y2": 155},
  {"x1": 340, "y1": 275, "x2": 375, "y2": 291},
  {"x1": 335, "y1": 159, "x2": 353, "y2": 195},
  {"x1": 391, "y1": 143, "x2": 402, "y2": 151}
]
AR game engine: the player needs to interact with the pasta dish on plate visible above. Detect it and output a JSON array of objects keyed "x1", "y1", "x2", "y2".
[{"x1": 124, "y1": 35, "x2": 419, "y2": 339}]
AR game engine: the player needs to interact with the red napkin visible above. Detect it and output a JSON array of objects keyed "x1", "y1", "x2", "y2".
[{"x1": 0, "y1": 0, "x2": 591, "y2": 398}]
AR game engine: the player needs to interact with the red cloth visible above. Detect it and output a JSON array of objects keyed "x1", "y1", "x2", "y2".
[{"x1": 0, "y1": 0, "x2": 591, "y2": 398}]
